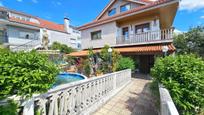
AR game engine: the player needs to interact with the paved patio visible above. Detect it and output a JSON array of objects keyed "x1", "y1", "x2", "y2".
[{"x1": 92, "y1": 75, "x2": 158, "y2": 115}]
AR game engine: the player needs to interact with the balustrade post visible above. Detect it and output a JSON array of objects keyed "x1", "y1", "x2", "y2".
[
  {"x1": 23, "y1": 98, "x2": 34, "y2": 115},
  {"x1": 113, "y1": 73, "x2": 116, "y2": 90}
]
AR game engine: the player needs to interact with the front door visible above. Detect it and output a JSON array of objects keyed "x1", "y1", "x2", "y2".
[{"x1": 139, "y1": 55, "x2": 154, "y2": 74}]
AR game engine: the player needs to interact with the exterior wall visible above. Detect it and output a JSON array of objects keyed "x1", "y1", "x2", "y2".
[
  {"x1": 117, "y1": 17, "x2": 160, "y2": 36},
  {"x1": 47, "y1": 29, "x2": 71, "y2": 47},
  {"x1": 46, "y1": 28, "x2": 81, "y2": 49},
  {"x1": 99, "y1": 1, "x2": 142, "y2": 20},
  {"x1": 69, "y1": 27, "x2": 81, "y2": 49},
  {"x1": 81, "y1": 17, "x2": 160, "y2": 49},
  {"x1": 81, "y1": 22, "x2": 117, "y2": 49},
  {"x1": 7, "y1": 25, "x2": 40, "y2": 46}
]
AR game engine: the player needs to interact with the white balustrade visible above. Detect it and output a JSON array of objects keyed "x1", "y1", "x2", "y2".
[
  {"x1": 11, "y1": 40, "x2": 41, "y2": 52},
  {"x1": 159, "y1": 84, "x2": 179, "y2": 115},
  {"x1": 22, "y1": 69, "x2": 131, "y2": 115},
  {"x1": 116, "y1": 28, "x2": 174, "y2": 45}
]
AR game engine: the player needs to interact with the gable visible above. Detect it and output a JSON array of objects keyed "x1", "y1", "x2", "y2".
[{"x1": 96, "y1": 0, "x2": 148, "y2": 20}]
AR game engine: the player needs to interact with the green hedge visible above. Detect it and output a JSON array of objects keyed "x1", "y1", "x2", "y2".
[
  {"x1": 116, "y1": 57, "x2": 135, "y2": 71},
  {"x1": 151, "y1": 55, "x2": 204, "y2": 115},
  {"x1": 51, "y1": 42, "x2": 74, "y2": 54},
  {"x1": 0, "y1": 49, "x2": 59, "y2": 99}
]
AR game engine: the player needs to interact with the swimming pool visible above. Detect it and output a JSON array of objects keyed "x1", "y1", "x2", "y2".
[{"x1": 54, "y1": 72, "x2": 86, "y2": 86}]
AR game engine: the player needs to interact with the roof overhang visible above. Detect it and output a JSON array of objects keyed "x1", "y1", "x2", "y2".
[
  {"x1": 78, "y1": 0, "x2": 179, "y2": 31},
  {"x1": 68, "y1": 43, "x2": 176, "y2": 57}
]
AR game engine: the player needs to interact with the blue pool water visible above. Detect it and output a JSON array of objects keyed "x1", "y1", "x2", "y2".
[{"x1": 54, "y1": 73, "x2": 85, "y2": 86}]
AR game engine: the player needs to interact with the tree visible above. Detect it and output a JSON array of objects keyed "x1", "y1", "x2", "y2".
[
  {"x1": 50, "y1": 42, "x2": 74, "y2": 54},
  {"x1": 174, "y1": 26, "x2": 204, "y2": 57},
  {"x1": 99, "y1": 45, "x2": 121, "y2": 73}
]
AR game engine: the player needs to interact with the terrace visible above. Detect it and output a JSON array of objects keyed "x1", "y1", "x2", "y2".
[{"x1": 116, "y1": 28, "x2": 174, "y2": 46}]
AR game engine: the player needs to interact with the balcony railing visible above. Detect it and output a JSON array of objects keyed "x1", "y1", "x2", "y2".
[
  {"x1": 11, "y1": 40, "x2": 41, "y2": 52},
  {"x1": 116, "y1": 28, "x2": 174, "y2": 45}
]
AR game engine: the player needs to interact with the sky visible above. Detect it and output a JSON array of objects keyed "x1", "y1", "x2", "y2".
[{"x1": 0, "y1": 0, "x2": 204, "y2": 32}]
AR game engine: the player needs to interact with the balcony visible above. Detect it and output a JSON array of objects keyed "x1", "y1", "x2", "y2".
[{"x1": 116, "y1": 28, "x2": 174, "y2": 45}]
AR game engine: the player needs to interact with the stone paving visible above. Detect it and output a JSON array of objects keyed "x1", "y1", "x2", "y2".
[{"x1": 92, "y1": 75, "x2": 158, "y2": 115}]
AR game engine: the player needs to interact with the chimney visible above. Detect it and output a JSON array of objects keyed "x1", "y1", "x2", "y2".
[{"x1": 64, "y1": 17, "x2": 70, "y2": 33}]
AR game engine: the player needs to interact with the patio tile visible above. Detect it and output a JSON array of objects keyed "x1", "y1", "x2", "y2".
[
  {"x1": 107, "y1": 111, "x2": 119, "y2": 115},
  {"x1": 120, "y1": 110, "x2": 132, "y2": 115},
  {"x1": 103, "y1": 104, "x2": 113, "y2": 110},
  {"x1": 107, "y1": 101, "x2": 116, "y2": 106},
  {"x1": 92, "y1": 77, "x2": 159, "y2": 115},
  {"x1": 92, "y1": 112, "x2": 104, "y2": 115},
  {"x1": 98, "y1": 108, "x2": 109, "y2": 114},
  {"x1": 111, "y1": 107, "x2": 122, "y2": 113}
]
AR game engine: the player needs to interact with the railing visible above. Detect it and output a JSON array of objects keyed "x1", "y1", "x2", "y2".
[
  {"x1": 11, "y1": 40, "x2": 41, "y2": 52},
  {"x1": 116, "y1": 28, "x2": 174, "y2": 45},
  {"x1": 159, "y1": 84, "x2": 179, "y2": 115},
  {"x1": 22, "y1": 69, "x2": 131, "y2": 115}
]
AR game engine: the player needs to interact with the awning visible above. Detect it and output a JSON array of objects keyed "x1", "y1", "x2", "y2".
[{"x1": 68, "y1": 44, "x2": 176, "y2": 57}]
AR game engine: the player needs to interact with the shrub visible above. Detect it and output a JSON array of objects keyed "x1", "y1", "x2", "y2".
[
  {"x1": 99, "y1": 45, "x2": 121, "y2": 73},
  {"x1": 151, "y1": 55, "x2": 204, "y2": 115},
  {"x1": 51, "y1": 42, "x2": 74, "y2": 54},
  {"x1": 0, "y1": 100, "x2": 18, "y2": 115},
  {"x1": 116, "y1": 57, "x2": 135, "y2": 71},
  {"x1": 83, "y1": 59, "x2": 91, "y2": 77},
  {"x1": 0, "y1": 49, "x2": 59, "y2": 99}
]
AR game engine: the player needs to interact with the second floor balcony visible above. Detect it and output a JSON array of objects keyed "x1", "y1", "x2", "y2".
[{"x1": 116, "y1": 28, "x2": 174, "y2": 45}]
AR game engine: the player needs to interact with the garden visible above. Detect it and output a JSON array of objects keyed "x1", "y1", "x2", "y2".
[
  {"x1": 0, "y1": 43, "x2": 135, "y2": 115},
  {"x1": 151, "y1": 26, "x2": 204, "y2": 115}
]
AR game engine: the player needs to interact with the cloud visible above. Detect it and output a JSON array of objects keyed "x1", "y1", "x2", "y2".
[
  {"x1": 201, "y1": 16, "x2": 204, "y2": 19},
  {"x1": 56, "y1": 2, "x2": 62, "y2": 5},
  {"x1": 51, "y1": 1, "x2": 62, "y2": 7},
  {"x1": 174, "y1": 29, "x2": 183, "y2": 35},
  {"x1": 45, "y1": 16, "x2": 52, "y2": 19},
  {"x1": 17, "y1": 0, "x2": 23, "y2": 2},
  {"x1": 32, "y1": 0, "x2": 38, "y2": 3},
  {"x1": 180, "y1": 0, "x2": 204, "y2": 11},
  {"x1": 52, "y1": 1, "x2": 62, "y2": 6},
  {"x1": 0, "y1": 1, "x2": 4, "y2": 6}
]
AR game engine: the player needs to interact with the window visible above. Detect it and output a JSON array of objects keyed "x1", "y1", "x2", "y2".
[
  {"x1": 19, "y1": 32, "x2": 35, "y2": 39},
  {"x1": 0, "y1": 30, "x2": 4, "y2": 43},
  {"x1": 108, "y1": 8, "x2": 116, "y2": 16},
  {"x1": 70, "y1": 38, "x2": 76, "y2": 40},
  {"x1": 120, "y1": 3, "x2": 131, "y2": 12},
  {"x1": 25, "y1": 34, "x2": 29, "y2": 39},
  {"x1": 91, "y1": 30, "x2": 102, "y2": 40},
  {"x1": 135, "y1": 23, "x2": 150, "y2": 34},
  {"x1": 122, "y1": 27, "x2": 129, "y2": 40}
]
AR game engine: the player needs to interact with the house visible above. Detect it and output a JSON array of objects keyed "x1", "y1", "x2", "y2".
[
  {"x1": 0, "y1": 7, "x2": 81, "y2": 51},
  {"x1": 69, "y1": 0, "x2": 179, "y2": 73}
]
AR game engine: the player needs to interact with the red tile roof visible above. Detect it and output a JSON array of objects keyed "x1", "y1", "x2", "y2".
[
  {"x1": 78, "y1": 0, "x2": 177, "y2": 30},
  {"x1": 37, "y1": 18, "x2": 65, "y2": 32},
  {"x1": 9, "y1": 16, "x2": 66, "y2": 32},
  {"x1": 68, "y1": 43, "x2": 176, "y2": 57}
]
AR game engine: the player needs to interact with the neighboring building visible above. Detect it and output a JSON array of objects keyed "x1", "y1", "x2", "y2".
[
  {"x1": 0, "y1": 7, "x2": 81, "y2": 51},
  {"x1": 70, "y1": 0, "x2": 179, "y2": 73}
]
